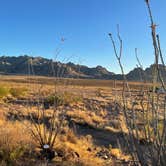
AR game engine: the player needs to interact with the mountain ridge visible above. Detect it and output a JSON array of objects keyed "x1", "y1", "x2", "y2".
[{"x1": 0, "y1": 55, "x2": 166, "y2": 81}]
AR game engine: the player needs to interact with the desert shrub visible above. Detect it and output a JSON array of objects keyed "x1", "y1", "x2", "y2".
[
  {"x1": 63, "y1": 92, "x2": 83, "y2": 104},
  {"x1": 0, "y1": 122, "x2": 32, "y2": 166},
  {"x1": 9, "y1": 87, "x2": 27, "y2": 98},
  {"x1": 46, "y1": 92, "x2": 83, "y2": 106},
  {"x1": 0, "y1": 86, "x2": 9, "y2": 99},
  {"x1": 46, "y1": 94, "x2": 64, "y2": 106},
  {"x1": 0, "y1": 144, "x2": 28, "y2": 166},
  {"x1": 95, "y1": 88, "x2": 103, "y2": 97}
]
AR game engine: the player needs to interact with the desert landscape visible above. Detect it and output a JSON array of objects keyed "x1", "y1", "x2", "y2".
[
  {"x1": 0, "y1": 75, "x2": 133, "y2": 165},
  {"x1": 0, "y1": 74, "x2": 165, "y2": 165},
  {"x1": 0, "y1": 0, "x2": 166, "y2": 165}
]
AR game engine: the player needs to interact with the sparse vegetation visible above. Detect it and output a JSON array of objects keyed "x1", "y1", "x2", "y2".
[
  {"x1": 0, "y1": 78, "x2": 132, "y2": 165},
  {"x1": 0, "y1": 1, "x2": 166, "y2": 166},
  {"x1": 9, "y1": 87, "x2": 27, "y2": 98},
  {"x1": 0, "y1": 121, "x2": 34, "y2": 166},
  {"x1": 108, "y1": 1, "x2": 166, "y2": 165},
  {"x1": 46, "y1": 92, "x2": 83, "y2": 106},
  {"x1": 0, "y1": 86, "x2": 9, "y2": 99}
]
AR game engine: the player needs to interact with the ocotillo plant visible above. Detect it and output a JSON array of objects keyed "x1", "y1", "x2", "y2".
[
  {"x1": 23, "y1": 40, "x2": 70, "y2": 162},
  {"x1": 109, "y1": 0, "x2": 166, "y2": 165}
]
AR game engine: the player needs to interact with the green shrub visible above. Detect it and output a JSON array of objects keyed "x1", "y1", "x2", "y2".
[
  {"x1": 0, "y1": 144, "x2": 28, "y2": 165},
  {"x1": 46, "y1": 92, "x2": 83, "y2": 106},
  {"x1": 0, "y1": 86, "x2": 9, "y2": 99},
  {"x1": 61, "y1": 92, "x2": 82, "y2": 105},
  {"x1": 9, "y1": 87, "x2": 27, "y2": 98},
  {"x1": 46, "y1": 94, "x2": 64, "y2": 106}
]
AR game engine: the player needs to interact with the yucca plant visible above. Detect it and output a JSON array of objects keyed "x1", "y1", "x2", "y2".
[{"x1": 20, "y1": 41, "x2": 70, "y2": 163}]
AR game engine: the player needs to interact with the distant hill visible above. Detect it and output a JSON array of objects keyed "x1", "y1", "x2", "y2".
[
  {"x1": 126, "y1": 64, "x2": 166, "y2": 82},
  {"x1": 0, "y1": 55, "x2": 114, "y2": 79},
  {"x1": 0, "y1": 55, "x2": 166, "y2": 82}
]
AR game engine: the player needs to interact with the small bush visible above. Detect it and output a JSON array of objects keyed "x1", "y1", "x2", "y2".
[
  {"x1": 0, "y1": 144, "x2": 27, "y2": 165},
  {"x1": 0, "y1": 86, "x2": 9, "y2": 99},
  {"x1": 63, "y1": 92, "x2": 83, "y2": 105},
  {"x1": 95, "y1": 88, "x2": 103, "y2": 97},
  {"x1": 46, "y1": 92, "x2": 83, "y2": 106},
  {"x1": 46, "y1": 94, "x2": 64, "y2": 106},
  {"x1": 9, "y1": 87, "x2": 27, "y2": 98},
  {"x1": 0, "y1": 124, "x2": 30, "y2": 165}
]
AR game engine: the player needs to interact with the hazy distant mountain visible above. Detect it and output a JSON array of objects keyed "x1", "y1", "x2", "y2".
[
  {"x1": 0, "y1": 55, "x2": 114, "y2": 79},
  {"x1": 126, "y1": 64, "x2": 166, "y2": 82},
  {"x1": 0, "y1": 55, "x2": 166, "y2": 82}
]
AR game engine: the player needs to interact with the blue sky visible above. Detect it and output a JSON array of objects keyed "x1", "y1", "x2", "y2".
[{"x1": 0, "y1": 0, "x2": 166, "y2": 73}]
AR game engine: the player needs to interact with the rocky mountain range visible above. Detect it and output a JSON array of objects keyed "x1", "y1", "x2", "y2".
[{"x1": 0, "y1": 55, "x2": 166, "y2": 82}]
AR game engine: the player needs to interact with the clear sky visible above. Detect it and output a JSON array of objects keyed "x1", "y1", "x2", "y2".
[{"x1": 0, "y1": 0, "x2": 166, "y2": 73}]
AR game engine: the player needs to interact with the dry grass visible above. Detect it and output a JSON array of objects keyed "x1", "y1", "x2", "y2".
[
  {"x1": 0, "y1": 76, "x2": 151, "y2": 165},
  {"x1": 55, "y1": 132, "x2": 105, "y2": 166},
  {"x1": 67, "y1": 109, "x2": 106, "y2": 127},
  {"x1": 0, "y1": 119, "x2": 34, "y2": 165}
]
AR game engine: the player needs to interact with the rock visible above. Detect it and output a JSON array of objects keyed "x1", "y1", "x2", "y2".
[{"x1": 96, "y1": 149, "x2": 111, "y2": 160}]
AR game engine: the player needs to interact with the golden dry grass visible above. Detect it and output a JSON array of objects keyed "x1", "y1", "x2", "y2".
[{"x1": 1, "y1": 75, "x2": 146, "y2": 165}]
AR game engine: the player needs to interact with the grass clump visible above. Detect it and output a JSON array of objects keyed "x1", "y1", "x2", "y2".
[
  {"x1": 46, "y1": 92, "x2": 83, "y2": 106},
  {"x1": 0, "y1": 144, "x2": 28, "y2": 166},
  {"x1": 46, "y1": 94, "x2": 64, "y2": 106},
  {"x1": 9, "y1": 87, "x2": 27, "y2": 98},
  {"x1": 110, "y1": 148, "x2": 131, "y2": 161},
  {"x1": 0, "y1": 86, "x2": 9, "y2": 99},
  {"x1": 0, "y1": 122, "x2": 33, "y2": 166}
]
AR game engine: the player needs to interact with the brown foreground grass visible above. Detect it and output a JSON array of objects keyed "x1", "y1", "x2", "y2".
[{"x1": 0, "y1": 75, "x2": 152, "y2": 166}]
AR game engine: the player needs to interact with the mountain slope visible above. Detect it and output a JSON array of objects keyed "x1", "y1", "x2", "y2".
[
  {"x1": 0, "y1": 55, "x2": 166, "y2": 82},
  {"x1": 0, "y1": 56, "x2": 114, "y2": 79},
  {"x1": 126, "y1": 64, "x2": 166, "y2": 82}
]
